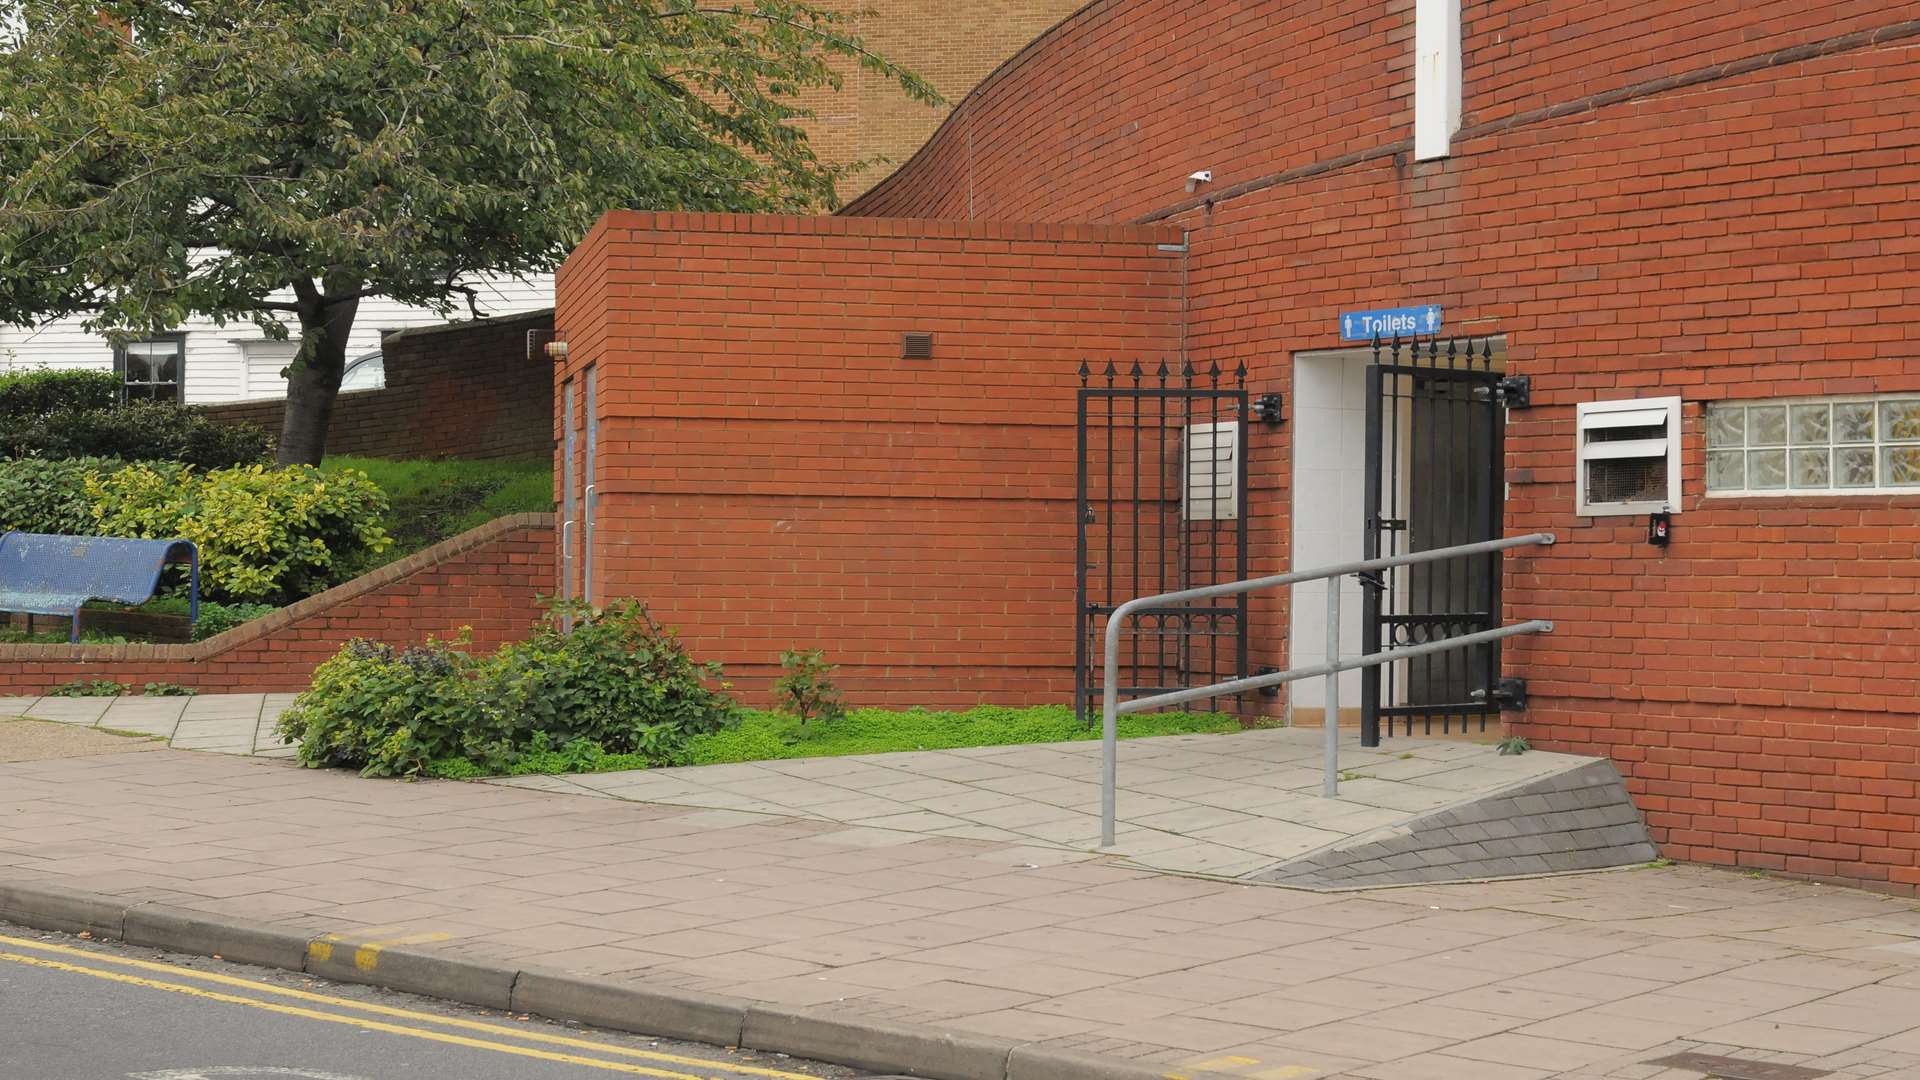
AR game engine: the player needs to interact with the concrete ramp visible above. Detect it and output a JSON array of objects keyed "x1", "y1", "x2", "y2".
[
  {"x1": 495, "y1": 727, "x2": 1658, "y2": 887},
  {"x1": 1251, "y1": 758, "x2": 1657, "y2": 888}
]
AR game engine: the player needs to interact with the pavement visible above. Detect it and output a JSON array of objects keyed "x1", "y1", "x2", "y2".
[
  {"x1": 0, "y1": 925, "x2": 855, "y2": 1080},
  {"x1": 0, "y1": 693, "x2": 1624, "y2": 880},
  {"x1": 3, "y1": 726, "x2": 1920, "y2": 1080},
  {"x1": 0, "y1": 693, "x2": 300, "y2": 758},
  {"x1": 0, "y1": 715, "x2": 162, "y2": 763}
]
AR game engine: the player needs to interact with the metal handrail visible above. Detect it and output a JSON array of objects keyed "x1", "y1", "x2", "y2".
[{"x1": 1099, "y1": 532, "x2": 1556, "y2": 847}]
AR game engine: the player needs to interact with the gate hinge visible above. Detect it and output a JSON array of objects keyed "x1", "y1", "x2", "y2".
[
  {"x1": 1471, "y1": 676, "x2": 1529, "y2": 710},
  {"x1": 1495, "y1": 375, "x2": 1532, "y2": 409}
]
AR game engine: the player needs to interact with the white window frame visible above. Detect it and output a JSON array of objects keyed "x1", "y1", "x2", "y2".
[
  {"x1": 1704, "y1": 394, "x2": 1920, "y2": 498},
  {"x1": 114, "y1": 333, "x2": 186, "y2": 403},
  {"x1": 1575, "y1": 396, "x2": 1682, "y2": 517}
]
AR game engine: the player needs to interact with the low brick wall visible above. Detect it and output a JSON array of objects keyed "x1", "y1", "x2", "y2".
[
  {"x1": 0, "y1": 514, "x2": 555, "y2": 694},
  {"x1": 203, "y1": 309, "x2": 555, "y2": 461}
]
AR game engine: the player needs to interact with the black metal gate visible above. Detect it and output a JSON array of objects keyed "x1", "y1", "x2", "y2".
[
  {"x1": 1360, "y1": 337, "x2": 1520, "y2": 745},
  {"x1": 1075, "y1": 361, "x2": 1249, "y2": 723}
]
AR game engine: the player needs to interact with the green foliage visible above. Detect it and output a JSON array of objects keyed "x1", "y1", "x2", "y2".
[
  {"x1": 0, "y1": 0, "x2": 938, "y2": 461},
  {"x1": 1496, "y1": 735, "x2": 1532, "y2": 756},
  {"x1": 278, "y1": 601, "x2": 737, "y2": 778},
  {"x1": 1, "y1": 402, "x2": 273, "y2": 468},
  {"x1": 681, "y1": 704, "x2": 1246, "y2": 767},
  {"x1": 0, "y1": 368, "x2": 117, "y2": 416},
  {"x1": 323, "y1": 455, "x2": 553, "y2": 571},
  {"x1": 88, "y1": 462, "x2": 391, "y2": 603},
  {"x1": 0, "y1": 457, "x2": 128, "y2": 534},
  {"x1": 774, "y1": 648, "x2": 846, "y2": 727},
  {"x1": 135, "y1": 597, "x2": 279, "y2": 640},
  {"x1": 48, "y1": 679, "x2": 125, "y2": 697},
  {"x1": 141, "y1": 682, "x2": 196, "y2": 697}
]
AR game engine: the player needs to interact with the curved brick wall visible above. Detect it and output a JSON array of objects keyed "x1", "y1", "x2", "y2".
[
  {"x1": 848, "y1": 0, "x2": 1907, "y2": 227},
  {"x1": 0, "y1": 515, "x2": 554, "y2": 694}
]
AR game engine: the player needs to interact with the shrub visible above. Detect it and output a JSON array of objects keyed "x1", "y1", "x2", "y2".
[
  {"x1": 0, "y1": 457, "x2": 132, "y2": 534},
  {"x1": 773, "y1": 648, "x2": 846, "y2": 727},
  {"x1": 88, "y1": 463, "x2": 391, "y2": 603},
  {"x1": 276, "y1": 637, "x2": 484, "y2": 777},
  {"x1": 277, "y1": 602, "x2": 737, "y2": 778},
  {"x1": 1, "y1": 401, "x2": 272, "y2": 468},
  {"x1": 136, "y1": 597, "x2": 278, "y2": 640},
  {"x1": 0, "y1": 368, "x2": 118, "y2": 416}
]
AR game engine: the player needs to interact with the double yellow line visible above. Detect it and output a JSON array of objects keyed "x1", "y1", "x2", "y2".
[{"x1": 0, "y1": 933, "x2": 819, "y2": 1079}]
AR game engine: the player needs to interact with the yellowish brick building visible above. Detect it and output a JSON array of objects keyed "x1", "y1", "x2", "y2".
[{"x1": 800, "y1": 1, "x2": 1086, "y2": 201}]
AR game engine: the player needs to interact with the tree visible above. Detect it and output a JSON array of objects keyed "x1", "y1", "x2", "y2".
[{"x1": 0, "y1": 1, "x2": 935, "y2": 464}]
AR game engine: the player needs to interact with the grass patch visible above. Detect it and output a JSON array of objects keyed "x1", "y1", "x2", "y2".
[
  {"x1": 323, "y1": 455, "x2": 553, "y2": 564},
  {"x1": 423, "y1": 704, "x2": 1253, "y2": 779}
]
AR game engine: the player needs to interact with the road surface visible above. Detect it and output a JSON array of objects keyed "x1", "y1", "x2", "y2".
[{"x1": 0, "y1": 923, "x2": 862, "y2": 1080}]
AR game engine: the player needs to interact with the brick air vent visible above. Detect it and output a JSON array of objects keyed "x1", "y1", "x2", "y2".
[{"x1": 902, "y1": 332, "x2": 934, "y2": 359}]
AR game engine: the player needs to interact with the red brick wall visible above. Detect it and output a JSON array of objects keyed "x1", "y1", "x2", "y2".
[
  {"x1": 553, "y1": 212, "x2": 1182, "y2": 704},
  {"x1": 849, "y1": 0, "x2": 1916, "y2": 228},
  {"x1": 0, "y1": 515, "x2": 554, "y2": 694},
  {"x1": 832, "y1": 1, "x2": 1915, "y2": 888},
  {"x1": 203, "y1": 310, "x2": 555, "y2": 461}
]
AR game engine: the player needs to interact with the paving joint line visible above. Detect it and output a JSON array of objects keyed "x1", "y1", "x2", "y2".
[{"x1": 0, "y1": 877, "x2": 1181, "y2": 1080}]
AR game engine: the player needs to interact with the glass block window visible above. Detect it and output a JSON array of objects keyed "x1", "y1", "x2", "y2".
[
  {"x1": 1707, "y1": 396, "x2": 1920, "y2": 495},
  {"x1": 115, "y1": 336, "x2": 185, "y2": 403}
]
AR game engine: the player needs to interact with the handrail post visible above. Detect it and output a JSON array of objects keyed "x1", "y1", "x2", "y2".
[
  {"x1": 1324, "y1": 580, "x2": 1340, "y2": 797},
  {"x1": 1102, "y1": 608, "x2": 1123, "y2": 848}
]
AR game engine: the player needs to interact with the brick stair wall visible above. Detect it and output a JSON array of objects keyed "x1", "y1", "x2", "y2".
[{"x1": 0, "y1": 515, "x2": 555, "y2": 694}]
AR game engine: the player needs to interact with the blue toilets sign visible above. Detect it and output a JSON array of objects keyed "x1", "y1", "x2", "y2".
[{"x1": 1340, "y1": 304, "x2": 1443, "y2": 341}]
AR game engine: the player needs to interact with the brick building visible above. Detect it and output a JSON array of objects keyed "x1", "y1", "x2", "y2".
[
  {"x1": 798, "y1": 0, "x2": 1087, "y2": 200},
  {"x1": 554, "y1": 1, "x2": 1920, "y2": 888}
]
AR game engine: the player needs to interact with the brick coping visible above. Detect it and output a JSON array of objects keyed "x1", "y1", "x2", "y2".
[
  {"x1": 0, "y1": 512, "x2": 555, "y2": 664},
  {"x1": 590, "y1": 208, "x2": 1181, "y2": 246}
]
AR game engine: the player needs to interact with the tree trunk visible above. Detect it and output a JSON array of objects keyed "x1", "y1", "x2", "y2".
[{"x1": 275, "y1": 296, "x2": 360, "y2": 466}]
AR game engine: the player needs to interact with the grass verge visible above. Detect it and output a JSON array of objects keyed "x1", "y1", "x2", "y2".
[
  {"x1": 424, "y1": 704, "x2": 1253, "y2": 779},
  {"x1": 323, "y1": 454, "x2": 554, "y2": 564}
]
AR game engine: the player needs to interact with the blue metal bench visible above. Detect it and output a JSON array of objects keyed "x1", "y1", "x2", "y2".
[{"x1": 0, "y1": 532, "x2": 199, "y2": 643}]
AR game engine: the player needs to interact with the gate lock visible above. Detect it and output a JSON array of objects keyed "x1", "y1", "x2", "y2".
[
  {"x1": 1471, "y1": 677, "x2": 1529, "y2": 711},
  {"x1": 1494, "y1": 375, "x2": 1532, "y2": 408}
]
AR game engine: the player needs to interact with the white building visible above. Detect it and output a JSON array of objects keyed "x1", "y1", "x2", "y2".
[{"x1": 0, "y1": 274, "x2": 552, "y2": 405}]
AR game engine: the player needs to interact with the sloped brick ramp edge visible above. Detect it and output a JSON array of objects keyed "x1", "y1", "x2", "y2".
[
  {"x1": 1252, "y1": 759, "x2": 1659, "y2": 889},
  {"x1": 0, "y1": 513, "x2": 555, "y2": 694},
  {"x1": 0, "y1": 879, "x2": 1174, "y2": 1080}
]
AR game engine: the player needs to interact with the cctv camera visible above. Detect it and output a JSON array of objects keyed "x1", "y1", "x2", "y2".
[{"x1": 1185, "y1": 170, "x2": 1213, "y2": 193}]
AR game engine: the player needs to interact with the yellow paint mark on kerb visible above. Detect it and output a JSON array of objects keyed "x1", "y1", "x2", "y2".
[
  {"x1": 0, "y1": 950, "x2": 706, "y2": 1079},
  {"x1": 0, "y1": 933, "x2": 815, "y2": 1080},
  {"x1": 1185, "y1": 1057, "x2": 1260, "y2": 1072},
  {"x1": 305, "y1": 927, "x2": 451, "y2": 971}
]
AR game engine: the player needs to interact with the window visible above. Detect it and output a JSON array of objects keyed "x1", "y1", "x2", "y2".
[
  {"x1": 115, "y1": 336, "x2": 184, "y2": 402},
  {"x1": 1707, "y1": 396, "x2": 1920, "y2": 496},
  {"x1": 1575, "y1": 396, "x2": 1682, "y2": 516}
]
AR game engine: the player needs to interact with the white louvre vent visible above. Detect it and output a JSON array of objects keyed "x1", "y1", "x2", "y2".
[
  {"x1": 1183, "y1": 421, "x2": 1240, "y2": 520},
  {"x1": 1576, "y1": 396, "x2": 1682, "y2": 516}
]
